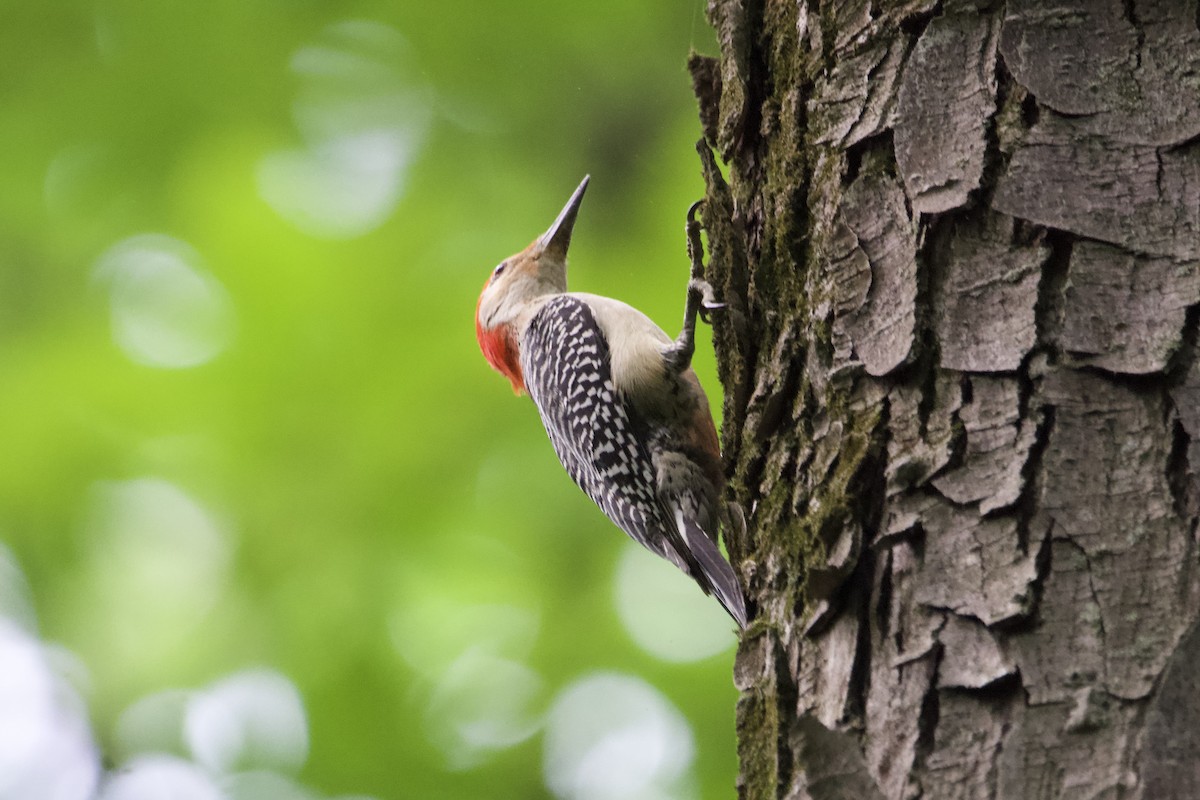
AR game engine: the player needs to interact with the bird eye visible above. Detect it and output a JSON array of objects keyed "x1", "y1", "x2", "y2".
[{"x1": 491, "y1": 261, "x2": 508, "y2": 280}]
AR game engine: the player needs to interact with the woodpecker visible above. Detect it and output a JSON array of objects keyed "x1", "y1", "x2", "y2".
[{"x1": 474, "y1": 176, "x2": 747, "y2": 628}]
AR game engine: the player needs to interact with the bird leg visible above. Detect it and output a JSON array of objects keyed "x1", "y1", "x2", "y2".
[
  {"x1": 663, "y1": 274, "x2": 723, "y2": 373},
  {"x1": 685, "y1": 198, "x2": 726, "y2": 322},
  {"x1": 665, "y1": 201, "x2": 724, "y2": 374},
  {"x1": 686, "y1": 200, "x2": 705, "y2": 280}
]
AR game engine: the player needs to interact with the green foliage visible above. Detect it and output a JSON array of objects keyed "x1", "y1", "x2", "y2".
[{"x1": 0, "y1": 1, "x2": 739, "y2": 798}]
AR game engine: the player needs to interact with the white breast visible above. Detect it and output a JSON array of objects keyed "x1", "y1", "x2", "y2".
[{"x1": 567, "y1": 292, "x2": 672, "y2": 400}]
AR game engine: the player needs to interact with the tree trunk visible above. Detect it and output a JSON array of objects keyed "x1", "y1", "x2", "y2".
[{"x1": 688, "y1": 1, "x2": 1200, "y2": 798}]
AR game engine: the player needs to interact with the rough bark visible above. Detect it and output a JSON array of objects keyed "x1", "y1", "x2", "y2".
[{"x1": 689, "y1": 1, "x2": 1200, "y2": 798}]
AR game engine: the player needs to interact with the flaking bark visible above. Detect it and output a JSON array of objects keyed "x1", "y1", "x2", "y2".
[{"x1": 690, "y1": 1, "x2": 1200, "y2": 798}]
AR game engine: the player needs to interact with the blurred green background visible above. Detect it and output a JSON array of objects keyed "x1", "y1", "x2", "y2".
[{"x1": 0, "y1": 1, "x2": 739, "y2": 798}]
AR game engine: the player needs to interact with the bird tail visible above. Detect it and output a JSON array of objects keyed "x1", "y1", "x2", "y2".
[{"x1": 680, "y1": 516, "x2": 748, "y2": 628}]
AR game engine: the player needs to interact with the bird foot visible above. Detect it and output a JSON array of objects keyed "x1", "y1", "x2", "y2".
[{"x1": 689, "y1": 278, "x2": 724, "y2": 324}]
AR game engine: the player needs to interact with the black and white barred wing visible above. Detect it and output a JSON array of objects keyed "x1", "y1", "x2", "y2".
[{"x1": 519, "y1": 296, "x2": 686, "y2": 567}]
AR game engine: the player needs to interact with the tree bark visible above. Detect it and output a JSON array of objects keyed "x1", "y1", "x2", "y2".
[{"x1": 689, "y1": 1, "x2": 1200, "y2": 798}]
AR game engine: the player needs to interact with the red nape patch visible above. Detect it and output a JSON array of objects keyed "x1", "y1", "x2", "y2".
[{"x1": 475, "y1": 299, "x2": 524, "y2": 395}]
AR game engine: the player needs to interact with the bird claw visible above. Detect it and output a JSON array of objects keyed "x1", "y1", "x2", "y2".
[
  {"x1": 685, "y1": 201, "x2": 706, "y2": 280},
  {"x1": 688, "y1": 278, "x2": 724, "y2": 323},
  {"x1": 700, "y1": 303, "x2": 725, "y2": 324}
]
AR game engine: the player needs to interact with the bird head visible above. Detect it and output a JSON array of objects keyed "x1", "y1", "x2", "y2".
[{"x1": 476, "y1": 175, "x2": 589, "y2": 393}]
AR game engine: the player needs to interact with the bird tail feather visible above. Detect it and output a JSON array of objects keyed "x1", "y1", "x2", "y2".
[{"x1": 680, "y1": 517, "x2": 748, "y2": 628}]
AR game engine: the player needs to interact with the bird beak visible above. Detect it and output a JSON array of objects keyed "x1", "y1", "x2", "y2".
[{"x1": 538, "y1": 175, "x2": 590, "y2": 260}]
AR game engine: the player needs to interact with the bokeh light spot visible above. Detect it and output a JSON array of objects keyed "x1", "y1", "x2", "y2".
[
  {"x1": 258, "y1": 20, "x2": 431, "y2": 239},
  {"x1": 0, "y1": 544, "x2": 36, "y2": 633},
  {"x1": 614, "y1": 542, "x2": 736, "y2": 663},
  {"x1": 184, "y1": 669, "x2": 308, "y2": 775},
  {"x1": 96, "y1": 756, "x2": 221, "y2": 800},
  {"x1": 92, "y1": 234, "x2": 234, "y2": 368},
  {"x1": 424, "y1": 648, "x2": 542, "y2": 770},
  {"x1": 543, "y1": 673, "x2": 695, "y2": 800},
  {"x1": 389, "y1": 601, "x2": 539, "y2": 678},
  {"x1": 0, "y1": 620, "x2": 99, "y2": 800},
  {"x1": 77, "y1": 478, "x2": 231, "y2": 672}
]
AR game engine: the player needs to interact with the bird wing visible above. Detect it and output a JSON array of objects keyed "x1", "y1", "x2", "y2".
[
  {"x1": 520, "y1": 295, "x2": 688, "y2": 565},
  {"x1": 520, "y1": 296, "x2": 746, "y2": 626}
]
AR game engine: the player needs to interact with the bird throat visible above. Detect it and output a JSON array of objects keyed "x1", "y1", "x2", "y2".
[{"x1": 476, "y1": 317, "x2": 525, "y2": 394}]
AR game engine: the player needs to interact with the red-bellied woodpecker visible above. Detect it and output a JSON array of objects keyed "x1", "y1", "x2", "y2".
[{"x1": 474, "y1": 176, "x2": 747, "y2": 628}]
